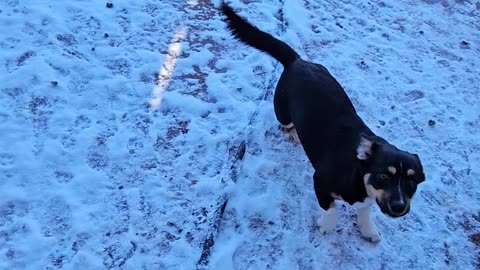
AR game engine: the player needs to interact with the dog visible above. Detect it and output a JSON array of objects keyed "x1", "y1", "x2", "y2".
[{"x1": 221, "y1": 4, "x2": 425, "y2": 242}]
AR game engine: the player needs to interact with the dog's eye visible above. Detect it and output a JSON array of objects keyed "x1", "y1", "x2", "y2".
[{"x1": 379, "y1": 174, "x2": 388, "y2": 180}]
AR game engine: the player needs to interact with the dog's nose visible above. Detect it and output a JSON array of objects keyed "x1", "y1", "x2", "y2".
[{"x1": 389, "y1": 200, "x2": 407, "y2": 216}]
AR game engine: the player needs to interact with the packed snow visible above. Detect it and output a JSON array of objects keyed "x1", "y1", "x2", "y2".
[{"x1": 0, "y1": 0, "x2": 479, "y2": 269}]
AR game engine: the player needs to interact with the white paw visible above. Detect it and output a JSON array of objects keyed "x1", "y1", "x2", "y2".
[
  {"x1": 356, "y1": 201, "x2": 380, "y2": 243},
  {"x1": 359, "y1": 222, "x2": 380, "y2": 243},
  {"x1": 281, "y1": 124, "x2": 301, "y2": 144},
  {"x1": 289, "y1": 129, "x2": 301, "y2": 144},
  {"x1": 316, "y1": 208, "x2": 338, "y2": 234}
]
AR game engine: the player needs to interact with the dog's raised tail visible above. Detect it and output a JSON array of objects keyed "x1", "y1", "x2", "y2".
[{"x1": 221, "y1": 3, "x2": 299, "y2": 67}]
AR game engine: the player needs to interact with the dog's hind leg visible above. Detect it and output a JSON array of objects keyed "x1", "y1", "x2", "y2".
[
  {"x1": 274, "y1": 87, "x2": 291, "y2": 126},
  {"x1": 313, "y1": 172, "x2": 338, "y2": 234},
  {"x1": 281, "y1": 124, "x2": 301, "y2": 144},
  {"x1": 274, "y1": 88, "x2": 300, "y2": 143}
]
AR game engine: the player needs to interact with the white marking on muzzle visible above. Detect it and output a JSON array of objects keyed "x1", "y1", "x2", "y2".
[{"x1": 394, "y1": 175, "x2": 408, "y2": 215}]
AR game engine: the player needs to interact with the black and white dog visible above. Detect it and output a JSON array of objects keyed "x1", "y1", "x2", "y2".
[{"x1": 221, "y1": 4, "x2": 425, "y2": 242}]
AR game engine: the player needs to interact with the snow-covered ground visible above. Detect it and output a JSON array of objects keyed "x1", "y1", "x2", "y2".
[{"x1": 0, "y1": 0, "x2": 479, "y2": 269}]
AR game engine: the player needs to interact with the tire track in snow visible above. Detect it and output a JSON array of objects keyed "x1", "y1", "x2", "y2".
[
  {"x1": 203, "y1": 1, "x2": 328, "y2": 269},
  {"x1": 195, "y1": 0, "x2": 287, "y2": 268}
]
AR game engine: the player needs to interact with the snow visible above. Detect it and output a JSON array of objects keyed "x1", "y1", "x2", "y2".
[{"x1": 0, "y1": 0, "x2": 479, "y2": 269}]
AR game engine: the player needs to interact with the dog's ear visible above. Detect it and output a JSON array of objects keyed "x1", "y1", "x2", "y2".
[
  {"x1": 413, "y1": 153, "x2": 426, "y2": 182},
  {"x1": 356, "y1": 134, "x2": 378, "y2": 160}
]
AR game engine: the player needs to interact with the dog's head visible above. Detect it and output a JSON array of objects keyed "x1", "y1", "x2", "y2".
[{"x1": 357, "y1": 134, "x2": 425, "y2": 218}]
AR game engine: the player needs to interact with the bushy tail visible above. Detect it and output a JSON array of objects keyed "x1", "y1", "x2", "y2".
[{"x1": 221, "y1": 3, "x2": 300, "y2": 67}]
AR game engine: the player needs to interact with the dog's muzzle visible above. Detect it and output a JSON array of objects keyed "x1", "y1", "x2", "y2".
[
  {"x1": 387, "y1": 199, "x2": 410, "y2": 217},
  {"x1": 377, "y1": 199, "x2": 410, "y2": 218}
]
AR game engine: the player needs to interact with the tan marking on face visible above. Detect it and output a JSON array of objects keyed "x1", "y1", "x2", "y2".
[
  {"x1": 388, "y1": 166, "x2": 396, "y2": 175},
  {"x1": 363, "y1": 174, "x2": 375, "y2": 197},
  {"x1": 369, "y1": 186, "x2": 386, "y2": 202},
  {"x1": 363, "y1": 173, "x2": 371, "y2": 183},
  {"x1": 364, "y1": 173, "x2": 388, "y2": 202},
  {"x1": 407, "y1": 169, "x2": 415, "y2": 176}
]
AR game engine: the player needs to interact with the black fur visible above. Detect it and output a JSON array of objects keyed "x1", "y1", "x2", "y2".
[
  {"x1": 221, "y1": 4, "x2": 299, "y2": 67},
  {"x1": 221, "y1": 4, "x2": 425, "y2": 218}
]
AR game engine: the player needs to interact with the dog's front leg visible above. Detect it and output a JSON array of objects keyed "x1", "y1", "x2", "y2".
[
  {"x1": 356, "y1": 200, "x2": 380, "y2": 243},
  {"x1": 316, "y1": 201, "x2": 338, "y2": 234},
  {"x1": 314, "y1": 174, "x2": 338, "y2": 234}
]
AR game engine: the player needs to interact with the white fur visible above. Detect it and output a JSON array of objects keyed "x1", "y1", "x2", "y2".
[
  {"x1": 316, "y1": 204, "x2": 338, "y2": 234},
  {"x1": 289, "y1": 128, "x2": 301, "y2": 144},
  {"x1": 356, "y1": 136, "x2": 373, "y2": 160},
  {"x1": 352, "y1": 197, "x2": 374, "y2": 209},
  {"x1": 356, "y1": 200, "x2": 380, "y2": 243},
  {"x1": 283, "y1": 123, "x2": 294, "y2": 129},
  {"x1": 330, "y1": 192, "x2": 343, "y2": 200},
  {"x1": 282, "y1": 123, "x2": 301, "y2": 144}
]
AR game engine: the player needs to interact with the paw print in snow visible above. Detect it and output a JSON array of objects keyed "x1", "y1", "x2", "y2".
[{"x1": 0, "y1": 153, "x2": 15, "y2": 168}]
